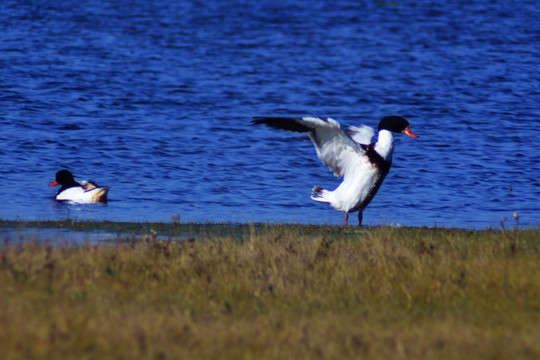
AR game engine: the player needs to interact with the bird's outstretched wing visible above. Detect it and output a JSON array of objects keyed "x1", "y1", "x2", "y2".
[{"x1": 253, "y1": 116, "x2": 367, "y2": 178}]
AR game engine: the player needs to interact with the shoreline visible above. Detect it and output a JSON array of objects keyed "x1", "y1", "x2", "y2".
[{"x1": 0, "y1": 218, "x2": 526, "y2": 232}]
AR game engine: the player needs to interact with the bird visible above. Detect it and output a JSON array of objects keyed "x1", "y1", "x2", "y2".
[
  {"x1": 49, "y1": 169, "x2": 109, "y2": 204},
  {"x1": 252, "y1": 115, "x2": 418, "y2": 226}
]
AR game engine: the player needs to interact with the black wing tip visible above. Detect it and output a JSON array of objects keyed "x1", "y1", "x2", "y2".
[
  {"x1": 252, "y1": 116, "x2": 299, "y2": 123},
  {"x1": 251, "y1": 117, "x2": 312, "y2": 133},
  {"x1": 251, "y1": 116, "x2": 274, "y2": 125}
]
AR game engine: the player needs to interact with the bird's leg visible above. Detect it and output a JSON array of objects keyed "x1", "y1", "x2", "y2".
[
  {"x1": 344, "y1": 212, "x2": 349, "y2": 227},
  {"x1": 358, "y1": 211, "x2": 363, "y2": 227}
]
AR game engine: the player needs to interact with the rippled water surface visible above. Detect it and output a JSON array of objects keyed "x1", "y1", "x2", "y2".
[{"x1": 1, "y1": 1, "x2": 539, "y2": 228}]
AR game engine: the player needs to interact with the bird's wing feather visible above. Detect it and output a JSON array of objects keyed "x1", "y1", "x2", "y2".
[
  {"x1": 347, "y1": 125, "x2": 376, "y2": 145},
  {"x1": 253, "y1": 116, "x2": 366, "y2": 178}
]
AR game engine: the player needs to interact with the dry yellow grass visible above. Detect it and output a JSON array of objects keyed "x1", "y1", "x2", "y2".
[{"x1": 0, "y1": 223, "x2": 539, "y2": 359}]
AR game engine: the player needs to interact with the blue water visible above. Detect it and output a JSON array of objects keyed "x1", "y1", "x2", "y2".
[{"x1": 1, "y1": 1, "x2": 539, "y2": 228}]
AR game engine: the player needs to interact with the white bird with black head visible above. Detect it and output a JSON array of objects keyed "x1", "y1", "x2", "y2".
[
  {"x1": 49, "y1": 169, "x2": 109, "y2": 204},
  {"x1": 252, "y1": 115, "x2": 418, "y2": 226}
]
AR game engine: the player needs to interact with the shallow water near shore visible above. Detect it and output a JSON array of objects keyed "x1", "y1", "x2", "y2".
[
  {"x1": 1, "y1": 1, "x2": 539, "y2": 228},
  {"x1": 0, "y1": 227, "x2": 120, "y2": 246}
]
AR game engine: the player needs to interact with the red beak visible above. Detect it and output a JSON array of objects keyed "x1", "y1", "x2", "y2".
[
  {"x1": 49, "y1": 181, "x2": 58, "y2": 187},
  {"x1": 403, "y1": 127, "x2": 419, "y2": 138}
]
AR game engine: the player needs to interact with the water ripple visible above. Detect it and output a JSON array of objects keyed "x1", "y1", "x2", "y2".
[{"x1": 0, "y1": 0, "x2": 539, "y2": 228}]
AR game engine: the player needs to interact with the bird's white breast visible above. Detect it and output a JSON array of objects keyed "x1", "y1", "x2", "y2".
[{"x1": 374, "y1": 130, "x2": 395, "y2": 162}]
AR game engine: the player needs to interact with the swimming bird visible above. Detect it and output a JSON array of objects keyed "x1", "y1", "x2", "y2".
[
  {"x1": 252, "y1": 115, "x2": 418, "y2": 226},
  {"x1": 49, "y1": 169, "x2": 109, "y2": 204}
]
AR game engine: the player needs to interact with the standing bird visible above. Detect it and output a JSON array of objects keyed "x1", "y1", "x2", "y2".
[
  {"x1": 49, "y1": 169, "x2": 109, "y2": 204},
  {"x1": 252, "y1": 115, "x2": 418, "y2": 226}
]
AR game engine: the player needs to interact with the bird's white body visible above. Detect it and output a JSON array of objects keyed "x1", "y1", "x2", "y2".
[
  {"x1": 300, "y1": 118, "x2": 395, "y2": 213},
  {"x1": 55, "y1": 184, "x2": 109, "y2": 204}
]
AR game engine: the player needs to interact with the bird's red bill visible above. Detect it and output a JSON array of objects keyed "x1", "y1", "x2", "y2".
[
  {"x1": 49, "y1": 181, "x2": 58, "y2": 187},
  {"x1": 403, "y1": 127, "x2": 419, "y2": 138}
]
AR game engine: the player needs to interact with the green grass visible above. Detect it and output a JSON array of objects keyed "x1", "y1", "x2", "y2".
[{"x1": 0, "y1": 222, "x2": 539, "y2": 359}]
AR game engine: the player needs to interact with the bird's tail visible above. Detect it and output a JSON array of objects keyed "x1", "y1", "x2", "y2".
[
  {"x1": 311, "y1": 186, "x2": 331, "y2": 203},
  {"x1": 92, "y1": 187, "x2": 109, "y2": 203}
]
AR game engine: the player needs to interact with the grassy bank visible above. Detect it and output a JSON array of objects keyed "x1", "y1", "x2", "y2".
[{"x1": 0, "y1": 222, "x2": 539, "y2": 359}]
